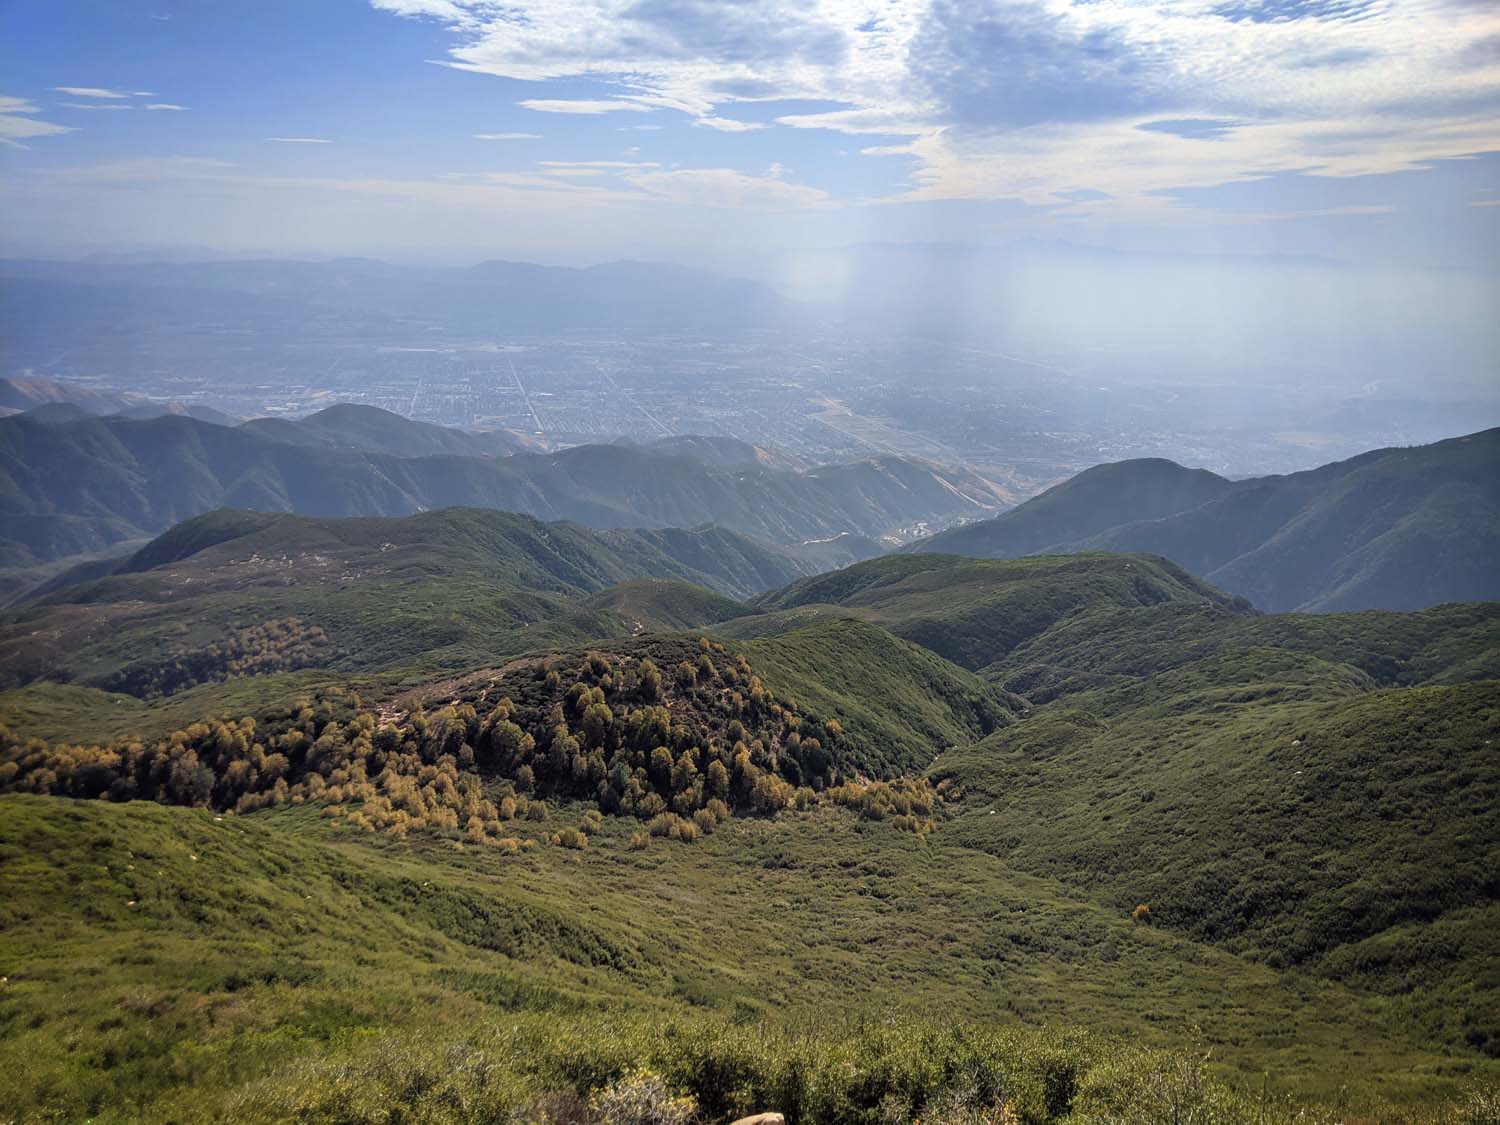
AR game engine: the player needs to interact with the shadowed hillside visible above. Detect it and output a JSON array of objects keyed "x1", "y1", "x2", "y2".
[
  {"x1": 910, "y1": 428, "x2": 1500, "y2": 612},
  {"x1": 0, "y1": 408, "x2": 1004, "y2": 567}
]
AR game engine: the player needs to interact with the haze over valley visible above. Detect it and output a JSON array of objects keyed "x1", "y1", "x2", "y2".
[{"x1": 4, "y1": 250, "x2": 1497, "y2": 489}]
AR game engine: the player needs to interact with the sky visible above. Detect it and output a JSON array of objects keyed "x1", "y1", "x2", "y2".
[{"x1": 1, "y1": 0, "x2": 1498, "y2": 274}]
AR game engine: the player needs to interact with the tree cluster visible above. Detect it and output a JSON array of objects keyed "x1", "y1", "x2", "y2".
[
  {"x1": 0, "y1": 639, "x2": 941, "y2": 847},
  {"x1": 102, "y1": 616, "x2": 333, "y2": 698}
]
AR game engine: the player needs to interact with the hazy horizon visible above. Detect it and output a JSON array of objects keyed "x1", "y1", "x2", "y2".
[{"x1": 3, "y1": 0, "x2": 1498, "y2": 469}]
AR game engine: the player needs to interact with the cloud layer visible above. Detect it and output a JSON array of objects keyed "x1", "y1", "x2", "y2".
[
  {"x1": 0, "y1": 95, "x2": 72, "y2": 148},
  {"x1": 372, "y1": 0, "x2": 1500, "y2": 217}
]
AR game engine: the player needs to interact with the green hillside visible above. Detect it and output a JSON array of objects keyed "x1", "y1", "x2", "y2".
[
  {"x1": 2, "y1": 506, "x2": 1498, "y2": 1120},
  {"x1": 990, "y1": 599, "x2": 1500, "y2": 698},
  {"x1": 934, "y1": 600, "x2": 1500, "y2": 1056},
  {"x1": 743, "y1": 618, "x2": 1020, "y2": 775},
  {"x1": 3, "y1": 794, "x2": 1495, "y2": 1123},
  {"x1": 750, "y1": 552, "x2": 1248, "y2": 669},
  {"x1": 581, "y1": 579, "x2": 752, "y2": 632},
  {"x1": 908, "y1": 428, "x2": 1500, "y2": 613},
  {"x1": 0, "y1": 508, "x2": 819, "y2": 691}
]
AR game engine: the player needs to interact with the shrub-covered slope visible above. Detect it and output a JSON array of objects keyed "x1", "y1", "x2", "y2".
[
  {"x1": 2, "y1": 504, "x2": 1498, "y2": 1119},
  {"x1": 2, "y1": 793, "x2": 1492, "y2": 1123},
  {"x1": 937, "y1": 600, "x2": 1500, "y2": 1055},
  {"x1": 1, "y1": 621, "x2": 1012, "y2": 823}
]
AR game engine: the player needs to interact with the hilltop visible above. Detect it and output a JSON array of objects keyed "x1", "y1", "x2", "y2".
[
  {"x1": 744, "y1": 551, "x2": 1248, "y2": 669},
  {"x1": 238, "y1": 403, "x2": 524, "y2": 458}
]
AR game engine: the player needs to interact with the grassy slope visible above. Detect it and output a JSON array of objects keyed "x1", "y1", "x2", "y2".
[
  {"x1": 742, "y1": 618, "x2": 1020, "y2": 776},
  {"x1": 2, "y1": 529, "x2": 1497, "y2": 1118},
  {"x1": 748, "y1": 552, "x2": 1248, "y2": 670},
  {"x1": 989, "y1": 600, "x2": 1500, "y2": 698},
  {"x1": 2, "y1": 795, "x2": 1491, "y2": 1123},
  {"x1": 0, "y1": 674, "x2": 370, "y2": 745},
  {"x1": 581, "y1": 578, "x2": 752, "y2": 632},
  {"x1": 0, "y1": 508, "x2": 823, "y2": 690},
  {"x1": 935, "y1": 600, "x2": 1500, "y2": 1056}
]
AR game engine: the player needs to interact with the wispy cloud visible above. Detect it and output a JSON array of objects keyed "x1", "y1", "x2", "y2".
[
  {"x1": 473, "y1": 131, "x2": 540, "y2": 140},
  {"x1": 61, "y1": 103, "x2": 134, "y2": 111},
  {"x1": 0, "y1": 95, "x2": 74, "y2": 148},
  {"x1": 266, "y1": 136, "x2": 334, "y2": 144},
  {"x1": 539, "y1": 160, "x2": 659, "y2": 169},
  {"x1": 54, "y1": 86, "x2": 133, "y2": 99},
  {"x1": 376, "y1": 0, "x2": 469, "y2": 18},
  {"x1": 372, "y1": 0, "x2": 1500, "y2": 217},
  {"x1": 29, "y1": 150, "x2": 830, "y2": 217},
  {"x1": 519, "y1": 99, "x2": 653, "y2": 115},
  {"x1": 624, "y1": 166, "x2": 830, "y2": 210},
  {"x1": 146, "y1": 103, "x2": 188, "y2": 111},
  {"x1": 695, "y1": 116, "x2": 765, "y2": 133}
]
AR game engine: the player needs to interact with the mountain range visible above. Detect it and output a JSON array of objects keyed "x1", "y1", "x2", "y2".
[
  {"x1": 4, "y1": 401, "x2": 1494, "y2": 616},
  {"x1": 0, "y1": 404, "x2": 1000, "y2": 569},
  {"x1": 0, "y1": 375, "x2": 237, "y2": 426},
  {"x1": 910, "y1": 427, "x2": 1500, "y2": 611}
]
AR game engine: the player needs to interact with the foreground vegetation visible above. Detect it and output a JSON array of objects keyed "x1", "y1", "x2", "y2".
[
  {"x1": 3, "y1": 795, "x2": 1497, "y2": 1123},
  {"x1": 2, "y1": 517, "x2": 1497, "y2": 1121}
]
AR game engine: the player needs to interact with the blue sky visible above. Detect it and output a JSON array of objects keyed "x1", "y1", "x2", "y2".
[{"x1": 1, "y1": 0, "x2": 1497, "y2": 272}]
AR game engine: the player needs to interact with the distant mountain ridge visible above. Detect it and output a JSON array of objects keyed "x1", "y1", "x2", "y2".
[
  {"x1": 238, "y1": 403, "x2": 523, "y2": 459},
  {"x1": 909, "y1": 428, "x2": 1500, "y2": 612},
  {"x1": 0, "y1": 406, "x2": 992, "y2": 567},
  {"x1": 0, "y1": 375, "x2": 236, "y2": 426}
]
